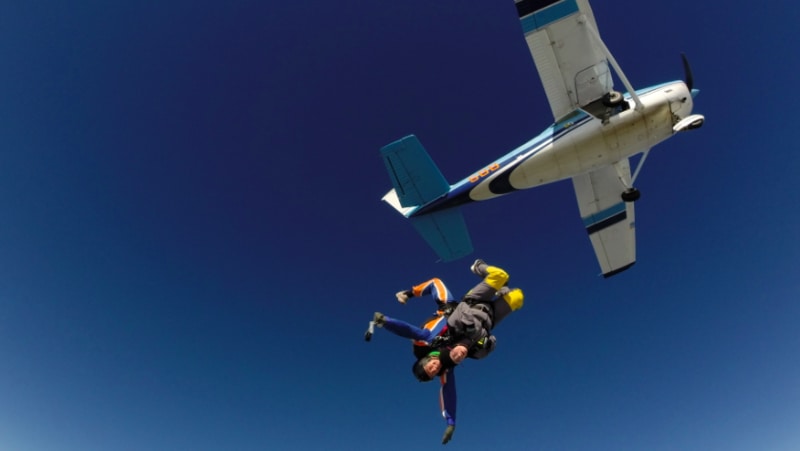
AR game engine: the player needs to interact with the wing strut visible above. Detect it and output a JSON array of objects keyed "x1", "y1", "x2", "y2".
[
  {"x1": 614, "y1": 149, "x2": 650, "y2": 189},
  {"x1": 580, "y1": 14, "x2": 644, "y2": 111},
  {"x1": 630, "y1": 149, "x2": 650, "y2": 185}
]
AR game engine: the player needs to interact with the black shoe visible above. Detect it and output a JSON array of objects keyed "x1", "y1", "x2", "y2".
[{"x1": 470, "y1": 259, "x2": 486, "y2": 276}]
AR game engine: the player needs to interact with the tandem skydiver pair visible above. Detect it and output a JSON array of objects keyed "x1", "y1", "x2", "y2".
[{"x1": 365, "y1": 259, "x2": 524, "y2": 445}]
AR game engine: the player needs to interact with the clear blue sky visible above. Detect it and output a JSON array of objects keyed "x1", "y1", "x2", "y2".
[{"x1": 1, "y1": 1, "x2": 799, "y2": 450}]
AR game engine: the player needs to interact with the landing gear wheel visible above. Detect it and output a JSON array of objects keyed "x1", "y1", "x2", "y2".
[
  {"x1": 602, "y1": 91, "x2": 623, "y2": 107},
  {"x1": 621, "y1": 188, "x2": 641, "y2": 202}
]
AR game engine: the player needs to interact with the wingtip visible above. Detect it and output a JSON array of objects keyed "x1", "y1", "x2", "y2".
[{"x1": 602, "y1": 261, "x2": 636, "y2": 278}]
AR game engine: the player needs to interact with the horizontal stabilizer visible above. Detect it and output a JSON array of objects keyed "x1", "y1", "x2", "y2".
[
  {"x1": 381, "y1": 135, "x2": 450, "y2": 208},
  {"x1": 410, "y1": 208, "x2": 473, "y2": 262}
]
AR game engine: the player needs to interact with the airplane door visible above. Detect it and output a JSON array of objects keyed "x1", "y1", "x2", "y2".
[{"x1": 575, "y1": 63, "x2": 612, "y2": 106}]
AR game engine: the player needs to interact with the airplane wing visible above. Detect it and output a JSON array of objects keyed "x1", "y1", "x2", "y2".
[
  {"x1": 571, "y1": 159, "x2": 636, "y2": 277},
  {"x1": 515, "y1": 0, "x2": 613, "y2": 120}
]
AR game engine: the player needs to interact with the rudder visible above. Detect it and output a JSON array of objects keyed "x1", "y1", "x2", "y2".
[{"x1": 381, "y1": 135, "x2": 449, "y2": 207}]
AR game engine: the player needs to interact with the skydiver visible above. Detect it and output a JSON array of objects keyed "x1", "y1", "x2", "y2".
[{"x1": 369, "y1": 259, "x2": 524, "y2": 445}]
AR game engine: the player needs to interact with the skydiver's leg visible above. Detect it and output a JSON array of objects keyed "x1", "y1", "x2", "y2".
[
  {"x1": 383, "y1": 316, "x2": 439, "y2": 342},
  {"x1": 463, "y1": 262, "x2": 509, "y2": 303},
  {"x1": 462, "y1": 261, "x2": 524, "y2": 327},
  {"x1": 492, "y1": 287, "x2": 524, "y2": 327}
]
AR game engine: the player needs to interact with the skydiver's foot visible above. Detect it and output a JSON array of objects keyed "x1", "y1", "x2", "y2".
[
  {"x1": 396, "y1": 290, "x2": 412, "y2": 304},
  {"x1": 373, "y1": 312, "x2": 386, "y2": 327},
  {"x1": 470, "y1": 259, "x2": 487, "y2": 276}
]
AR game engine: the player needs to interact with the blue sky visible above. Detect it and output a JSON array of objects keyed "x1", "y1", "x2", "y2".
[{"x1": 1, "y1": 1, "x2": 799, "y2": 450}]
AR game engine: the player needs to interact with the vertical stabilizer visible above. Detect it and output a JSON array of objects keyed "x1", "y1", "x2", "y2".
[
  {"x1": 380, "y1": 135, "x2": 473, "y2": 261},
  {"x1": 381, "y1": 135, "x2": 450, "y2": 207}
]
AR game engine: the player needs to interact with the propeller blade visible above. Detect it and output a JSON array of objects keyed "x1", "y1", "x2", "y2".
[{"x1": 681, "y1": 53, "x2": 694, "y2": 92}]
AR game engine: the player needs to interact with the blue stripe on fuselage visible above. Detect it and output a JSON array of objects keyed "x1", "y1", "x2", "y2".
[
  {"x1": 520, "y1": 0, "x2": 579, "y2": 34},
  {"x1": 404, "y1": 81, "x2": 682, "y2": 218},
  {"x1": 409, "y1": 111, "x2": 592, "y2": 216},
  {"x1": 485, "y1": 110, "x2": 591, "y2": 196}
]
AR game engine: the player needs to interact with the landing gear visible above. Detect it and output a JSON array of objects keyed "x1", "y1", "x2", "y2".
[
  {"x1": 621, "y1": 188, "x2": 641, "y2": 203},
  {"x1": 602, "y1": 90, "x2": 624, "y2": 107}
]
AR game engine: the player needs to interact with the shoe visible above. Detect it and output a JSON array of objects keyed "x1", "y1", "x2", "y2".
[
  {"x1": 396, "y1": 290, "x2": 411, "y2": 304},
  {"x1": 373, "y1": 312, "x2": 386, "y2": 327},
  {"x1": 470, "y1": 259, "x2": 486, "y2": 276}
]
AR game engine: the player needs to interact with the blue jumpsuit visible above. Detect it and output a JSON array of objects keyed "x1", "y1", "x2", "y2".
[
  {"x1": 381, "y1": 264, "x2": 525, "y2": 430},
  {"x1": 382, "y1": 278, "x2": 459, "y2": 426}
]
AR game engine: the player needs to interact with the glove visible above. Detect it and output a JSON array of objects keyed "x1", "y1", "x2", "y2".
[
  {"x1": 480, "y1": 335, "x2": 496, "y2": 349},
  {"x1": 441, "y1": 425, "x2": 455, "y2": 444},
  {"x1": 396, "y1": 290, "x2": 413, "y2": 304}
]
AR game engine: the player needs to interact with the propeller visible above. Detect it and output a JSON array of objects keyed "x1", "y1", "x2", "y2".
[
  {"x1": 675, "y1": 52, "x2": 705, "y2": 132},
  {"x1": 681, "y1": 53, "x2": 694, "y2": 91}
]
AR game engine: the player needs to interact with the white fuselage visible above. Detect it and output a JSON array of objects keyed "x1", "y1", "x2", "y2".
[{"x1": 467, "y1": 81, "x2": 694, "y2": 202}]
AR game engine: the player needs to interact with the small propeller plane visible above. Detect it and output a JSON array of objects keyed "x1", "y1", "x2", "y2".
[{"x1": 380, "y1": 0, "x2": 705, "y2": 277}]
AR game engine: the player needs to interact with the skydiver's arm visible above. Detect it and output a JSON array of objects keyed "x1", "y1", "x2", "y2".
[
  {"x1": 448, "y1": 344, "x2": 468, "y2": 364},
  {"x1": 383, "y1": 316, "x2": 437, "y2": 342},
  {"x1": 466, "y1": 335, "x2": 496, "y2": 360},
  {"x1": 453, "y1": 329, "x2": 489, "y2": 351},
  {"x1": 438, "y1": 370, "x2": 457, "y2": 427},
  {"x1": 454, "y1": 337, "x2": 476, "y2": 350},
  {"x1": 412, "y1": 278, "x2": 453, "y2": 305}
]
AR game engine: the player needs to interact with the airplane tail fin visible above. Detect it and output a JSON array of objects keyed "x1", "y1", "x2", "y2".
[
  {"x1": 381, "y1": 135, "x2": 449, "y2": 207},
  {"x1": 380, "y1": 135, "x2": 473, "y2": 261}
]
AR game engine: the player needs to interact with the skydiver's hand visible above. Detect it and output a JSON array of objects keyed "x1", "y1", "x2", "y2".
[
  {"x1": 441, "y1": 425, "x2": 455, "y2": 444},
  {"x1": 449, "y1": 345, "x2": 468, "y2": 364},
  {"x1": 396, "y1": 290, "x2": 412, "y2": 304}
]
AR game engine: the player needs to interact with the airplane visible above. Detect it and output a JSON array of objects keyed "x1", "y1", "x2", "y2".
[{"x1": 380, "y1": 0, "x2": 705, "y2": 278}]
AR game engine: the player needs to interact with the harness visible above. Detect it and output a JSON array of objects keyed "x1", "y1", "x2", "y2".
[{"x1": 429, "y1": 300, "x2": 494, "y2": 351}]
